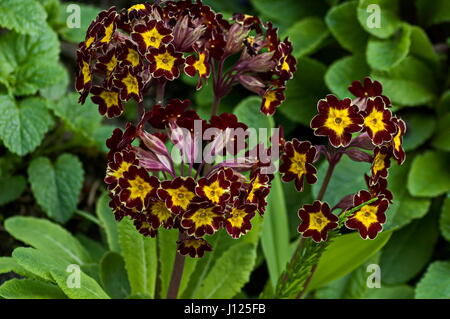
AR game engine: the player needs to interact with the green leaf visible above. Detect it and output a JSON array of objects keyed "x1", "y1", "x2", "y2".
[
  {"x1": 178, "y1": 257, "x2": 198, "y2": 298},
  {"x1": 409, "y1": 25, "x2": 439, "y2": 63},
  {"x1": 193, "y1": 243, "x2": 257, "y2": 298},
  {"x1": 415, "y1": 261, "x2": 450, "y2": 298},
  {"x1": 40, "y1": 63, "x2": 69, "y2": 100},
  {"x1": 383, "y1": 161, "x2": 431, "y2": 230},
  {"x1": 325, "y1": 1, "x2": 368, "y2": 53},
  {"x1": 0, "y1": 175, "x2": 26, "y2": 205},
  {"x1": 325, "y1": 54, "x2": 370, "y2": 99},
  {"x1": 408, "y1": 151, "x2": 450, "y2": 197},
  {"x1": 371, "y1": 56, "x2": 437, "y2": 106},
  {"x1": 416, "y1": 0, "x2": 450, "y2": 26},
  {"x1": 5, "y1": 216, "x2": 92, "y2": 265},
  {"x1": 0, "y1": 96, "x2": 52, "y2": 156},
  {"x1": 0, "y1": 257, "x2": 34, "y2": 278},
  {"x1": 312, "y1": 155, "x2": 368, "y2": 206},
  {"x1": 431, "y1": 113, "x2": 450, "y2": 151},
  {"x1": 283, "y1": 17, "x2": 329, "y2": 58},
  {"x1": 366, "y1": 24, "x2": 411, "y2": 71},
  {"x1": 380, "y1": 213, "x2": 438, "y2": 284},
  {"x1": 308, "y1": 230, "x2": 392, "y2": 291},
  {"x1": 118, "y1": 218, "x2": 157, "y2": 298},
  {"x1": 28, "y1": 154, "x2": 84, "y2": 223},
  {"x1": 402, "y1": 111, "x2": 436, "y2": 152},
  {"x1": 96, "y1": 193, "x2": 120, "y2": 253},
  {"x1": 0, "y1": 278, "x2": 67, "y2": 299},
  {"x1": 233, "y1": 96, "x2": 274, "y2": 129},
  {"x1": 261, "y1": 174, "x2": 291, "y2": 289},
  {"x1": 280, "y1": 57, "x2": 328, "y2": 125},
  {"x1": 59, "y1": 4, "x2": 102, "y2": 43},
  {"x1": 0, "y1": 0, "x2": 48, "y2": 36},
  {"x1": 357, "y1": 0, "x2": 401, "y2": 39},
  {"x1": 50, "y1": 267, "x2": 110, "y2": 299},
  {"x1": 156, "y1": 228, "x2": 178, "y2": 298},
  {"x1": 363, "y1": 285, "x2": 414, "y2": 299},
  {"x1": 76, "y1": 234, "x2": 107, "y2": 263},
  {"x1": 440, "y1": 194, "x2": 450, "y2": 242},
  {"x1": 100, "y1": 252, "x2": 131, "y2": 299}
]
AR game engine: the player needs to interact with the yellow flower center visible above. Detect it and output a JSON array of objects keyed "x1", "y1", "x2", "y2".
[
  {"x1": 142, "y1": 28, "x2": 166, "y2": 49},
  {"x1": 227, "y1": 208, "x2": 247, "y2": 228},
  {"x1": 308, "y1": 211, "x2": 330, "y2": 232},
  {"x1": 106, "y1": 55, "x2": 118, "y2": 75},
  {"x1": 393, "y1": 129, "x2": 402, "y2": 152},
  {"x1": 203, "y1": 180, "x2": 226, "y2": 203},
  {"x1": 122, "y1": 72, "x2": 139, "y2": 96},
  {"x1": 263, "y1": 90, "x2": 277, "y2": 110},
  {"x1": 82, "y1": 61, "x2": 91, "y2": 85},
  {"x1": 190, "y1": 207, "x2": 218, "y2": 227},
  {"x1": 85, "y1": 36, "x2": 95, "y2": 48},
  {"x1": 247, "y1": 180, "x2": 264, "y2": 202},
  {"x1": 127, "y1": 49, "x2": 140, "y2": 67},
  {"x1": 353, "y1": 205, "x2": 379, "y2": 228},
  {"x1": 281, "y1": 56, "x2": 290, "y2": 72},
  {"x1": 154, "y1": 51, "x2": 176, "y2": 71},
  {"x1": 372, "y1": 152, "x2": 386, "y2": 175},
  {"x1": 364, "y1": 109, "x2": 385, "y2": 134},
  {"x1": 128, "y1": 4, "x2": 146, "y2": 12},
  {"x1": 99, "y1": 90, "x2": 119, "y2": 108},
  {"x1": 167, "y1": 186, "x2": 195, "y2": 210},
  {"x1": 150, "y1": 201, "x2": 172, "y2": 223},
  {"x1": 101, "y1": 23, "x2": 114, "y2": 43},
  {"x1": 128, "y1": 176, "x2": 153, "y2": 201},
  {"x1": 184, "y1": 239, "x2": 202, "y2": 249},
  {"x1": 193, "y1": 53, "x2": 208, "y2": 76},
  {"x1": 288, "y1": 151, "x2": 307, "y2": 177},
  {"x1": 324, "y1": 107, "x2": 352, "y2": 136},
  {"x1": 109, "y1": 161, "x2": 131, "y2": 179}
]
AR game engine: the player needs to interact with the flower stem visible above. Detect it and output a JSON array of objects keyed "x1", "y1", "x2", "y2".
[
  {"x1": 156, "y1": 80, "x2": 166, "y2": 105},
  {"x1": 166, "y1": 233, "x2": 186, "y2": 299},
  {"x1": 211, "y1": 95, "x2": 222, "y2": 117}
]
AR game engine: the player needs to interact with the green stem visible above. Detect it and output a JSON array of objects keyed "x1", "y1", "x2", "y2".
[{"x1": 156, "y1": 80, "x2": 166, "y2": 106}]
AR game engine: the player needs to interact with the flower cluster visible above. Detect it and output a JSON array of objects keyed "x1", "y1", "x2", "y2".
[
  {"x1": 280, "y1": 77, "x2": 406, "y2": 242},
  {"x1": 76, "y1": 0, "x2": 296, "y2": 118}
]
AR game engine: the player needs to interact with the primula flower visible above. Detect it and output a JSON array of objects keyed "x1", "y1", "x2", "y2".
[
  {"x1": 90, "y1": 85, "x2": 123, "y2": 118},
  {"x1": 361, "y1": 97, "x2": 396, "y2": 145},
  {"x1": 275, "y1": 39, "x2": 296, "y2": 81},
  {"x1": 184, "y1": 50, "x2": 211, "y2": 90},
  {"x1": 118, "y1": 166, "x2": 160, "y2": 211},
  {"x1": 181, "y1": 202, "x2": 224, "y2": 237},
  {"x1": 297, "y1": 201, "x2": 338, "y2": 243},
  {"x1": 117, "y1": 40, "x2": 142, "y2": 70},
  {"x1": 75, "y1": 50, "x2": 92, "y2": 103},
  {"x1": 345, "y1": 190, "x2": 389, "y2": 239},
  {"x1": 195, "y1": 169, "x2": 231, "y2": 208},
  {"x1": 246, "y1": 173, "x2": 271, "y2": 215},
  {"x1": 280, "y1": 139, "x2": 317, "y2": 192},
  {"x1": 131, "y1": 20, "x2": 173, "y2": 54},
  {"x1": 224, "y1": 200, "x2": 257, "y2": 239},
  {"x1": 370, "y1": 146, "x2": 391, "y2": 185},
  {"x1": 104, "y1": 150, "x2": 138, "y2": 193},
  {"x1": 113, "y1": 66, "x2": 143, "y2": 102},
  {"x1": 147, "y1": 99, "x2": 198, "y2": 129},
  {"x1": 177, "y1": 237, "x2": 213, "y2": 258},
  {"x1": 133, "y1": 217, "x2": 158, "y2": 237},
  {"x1": 158, "y1": 177, "x2": 197, "y2": 214},
  {"x1": 364, "y1": 174, "x2": 393, "y2": 203},
  {"x1": 146, "y1": 199, "x2": 175, "y2": 230},
  {"x1": 95, "y1": 47, "x2": 118, "y2": 77},
  {"x1": 391, "y1": 117, "x2": 407, "y2": 165},
  {"x1": 311, "y1": 95, "x2": 364, "y2": 147},
  {"x1": 146, "y1": 44, "x2": 184, "y2": 80},
  {"x1": 260, "y1": 86, "x2": 285, "y2": 116},
  {"x1": 96, "y1": 8, "x2": 118, "y2": 50},
  {"x1": 348, "y1": 77, "x2": 391, "y2": 110}
]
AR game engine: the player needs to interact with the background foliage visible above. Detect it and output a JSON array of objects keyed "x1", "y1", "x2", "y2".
[{"x1": 0, "y1": 0, "x2": 449, "y2": 299}]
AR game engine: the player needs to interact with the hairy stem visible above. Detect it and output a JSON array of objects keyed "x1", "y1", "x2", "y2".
[
  {"x1": 166, "y1": 232, "x2": 186, "y2": 299},
  {"x1": 210, "y1": 95, "x2": 222, "y2": 117}
]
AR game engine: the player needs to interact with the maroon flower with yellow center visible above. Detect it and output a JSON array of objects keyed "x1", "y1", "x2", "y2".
[
  {"x1": 105, "y1": 150, "x2": 138, "y2": 193},
  {"x1": 133, "y1": 217, "x2": 158, "y2": 237},
  {"x1": 157, "y1": 177, "x2": 197, "y2": 215},
  {"x1": 225, "y1": 200, "x2": 257, "y2": 239},
  {"x1": 311, "y1": 95, "x2": 364, "y2": 148},
  {"x1": 246, "y1": 173, "x2": 271, "y2": 215},
  {"x1": 91, "y1": 85, "x2": 123, "y2": 118},
  {"x1": 280, "y1": 139, "x2": 317, "y2": 192},
  {"x1": 275, "y1": 39, "x2": 296, "y2": 81},
  {"x1": 260, "y1": 86, "x2": 285, "y2": 116},
  {"x1": 75, "y1": 50, "x2": 92, "y2": 104},
  {"x1": 118, "y1": 166, "x2": 160, "y2": 211},
  {"x1": 97, "y1": 9, "x2": 118, "y2": 50},
  {"x1": 109, "y1": 194, "x2": 134, "y2": 221},
  {"x1": 177, "y1": 237, "x2": 212, "y2": 258},
  {"x1": 391, "y1": 117, "x2": 406, "y2": 165},
  {"x1": 181, "y1": 202, "x2": 224, "y2": 237},
  {"x1": 370, "y1": 146, "x2": 391, "y2": 185},
  {"x1": 348, "y1": 77, "x2": 391, "y2": 108},
  {"x1": 146, "y1": 199, "x2": 175, "y2": 230},
  {"x1": 184, "y1": 50, "x2": 211, "y2": 90},
  {"x1": 146, "y1": 44, "x2": 185, "y2": 80},
  {"x1": 95, "y1": 47, "x2": 118, "y2": 77},
  {"x1": 196, "y1": 170, "x2": 231, "y2": 208},
  {"x1": 297, "y1": 201, "x2": 338, "y2": 243},
  {"x1": 361, "y1": 97, "x2": 396, "y2": 145},
  {"x1": 364, "y1": 174, "x2": 393, "y2": 203},
  {"x1": 345, "y1": 190, "x2": 389, "y2": 240},
  {"x1": 131, "y1": 20, "x2": 173, "y2": 54},
  {"x1": 113, "y1": 66, "x2": 143, "y2": 102},
  {"x1": 117, "y1": 40, "x2": 142, "y2": 70}
]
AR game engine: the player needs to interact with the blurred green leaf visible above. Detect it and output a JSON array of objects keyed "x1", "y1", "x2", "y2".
[
  {"x1": 0, "y1": 96, "x2": 52, "y2": 156},
  {"x1": 325, "y1": 1, "x2": 368, "y2": 53},
  {"x1": 415, "y1": 261, "x2": 450, "y2": 298},
  {"x1": 40, "y1": 64, "x2": 69, "y2": 100},
  {"x1": 0, "y1": 0, "x2": 48, "y2": 36},
  {"x1": 401, "y1": 111, "x2": 436, "y2": 151},
  {"x1": 357, "y1": 0, "x2": 401, "y2": 39},
  {"x1": 416, "y1": 0, "x2": 450, "y2": 26},
  {"x1": 408, "y1": 150, "x2": 450, "y2": 197},
  {"x1": 76, "y1": 234, "x2": 107, "y2": 263},
  {"x1": 325, "y1": 54, "x2": 370, "y2": 99},
  {"x1": 281, "y1": 57, "x2": 328, "y2": 125},
  {"x1": 96, "y1": 193, "x2": 120, "y2": 253},
  {"x1": 409, "y1": 25, "x2": 439, "y2": 63},
  {"x1": 156, "y1": 228, "x2": 178, "y2": 298},
  {"x1": 0, "y1": 278, "x2": 67, "y2": 299},
  {"x1": 380, "y1": 213, "x2": 438, "y2": 284},
  {"x1": 234, "y1": 96, "x2": 274, "y2": 129},
  {"x1": 0, "y1": 175, "x2": 26, "y2": 206},
  {"x1": 440, "y1": 194, "x2": 450, "y2": 242},
  {"x1": 59, "y1": 3, "x2": 101, "y2": 43},
  {"x1": 28, "y1": 154, "x2": 84, "y2": 223},
  {"x1": 431, "y1": 113, "x2": 450, "y2": 151},
  {"x1": 284, "y1": 17, "x2": 329, "y2": 58},
  {"x1": 366, "y1": 24, "x2": 411, "y2": 70},
  {"x1": 100, "y1": 252, "x2": 131, "y2": 299},
  {"x1": 363, "y1": 285, "x2": 414, "y2": 299},
  {"x1": 0, "y1": 257, "x2": 36, "y2": 278}
]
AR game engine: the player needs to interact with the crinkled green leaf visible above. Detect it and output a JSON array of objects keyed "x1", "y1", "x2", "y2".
[
  {"x1": 325, "y1": 1, "x2": 368, "y2": 53},
  {"x1": 0, "y1": 95, "x2": 52, "y2": 156},
  {"x1": 100, "y1": 252, "x2": 131, "y2": 299},
  {"x1": 407, "y1": 150, "x2": 450, "y2": 197},
  {"x1": 0, "y1": 0, "x2": 48, "y2": 36},
  {"x1": 28, "y1": 154, "x2": 84, "y2": 223},
  {"x1": 0, "y1": 175, "x2": 26, "y2": 205},
  {"x1": 357, "y1": 0, "x2": 401, "y2": 39},
  {"x1": 415, "y1": 261, "x2": 450, "y2": 299},
  {"x1": 325, "y1": 54, "x2": 370, "y2": 99},
  {"x1": 40, "y1": 63, "x2": 69, "y2": 100},
  {"x1": 440, "y1": 194, "x2": 450, "y2": 242},
  {"x1": 0, "y1": 278, "x2": 67, "y2": 299}
]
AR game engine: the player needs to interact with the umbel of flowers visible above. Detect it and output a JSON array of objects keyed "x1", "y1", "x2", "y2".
[{"x1": 76, "y1": 1, "x2": 407, "y2": 264}]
